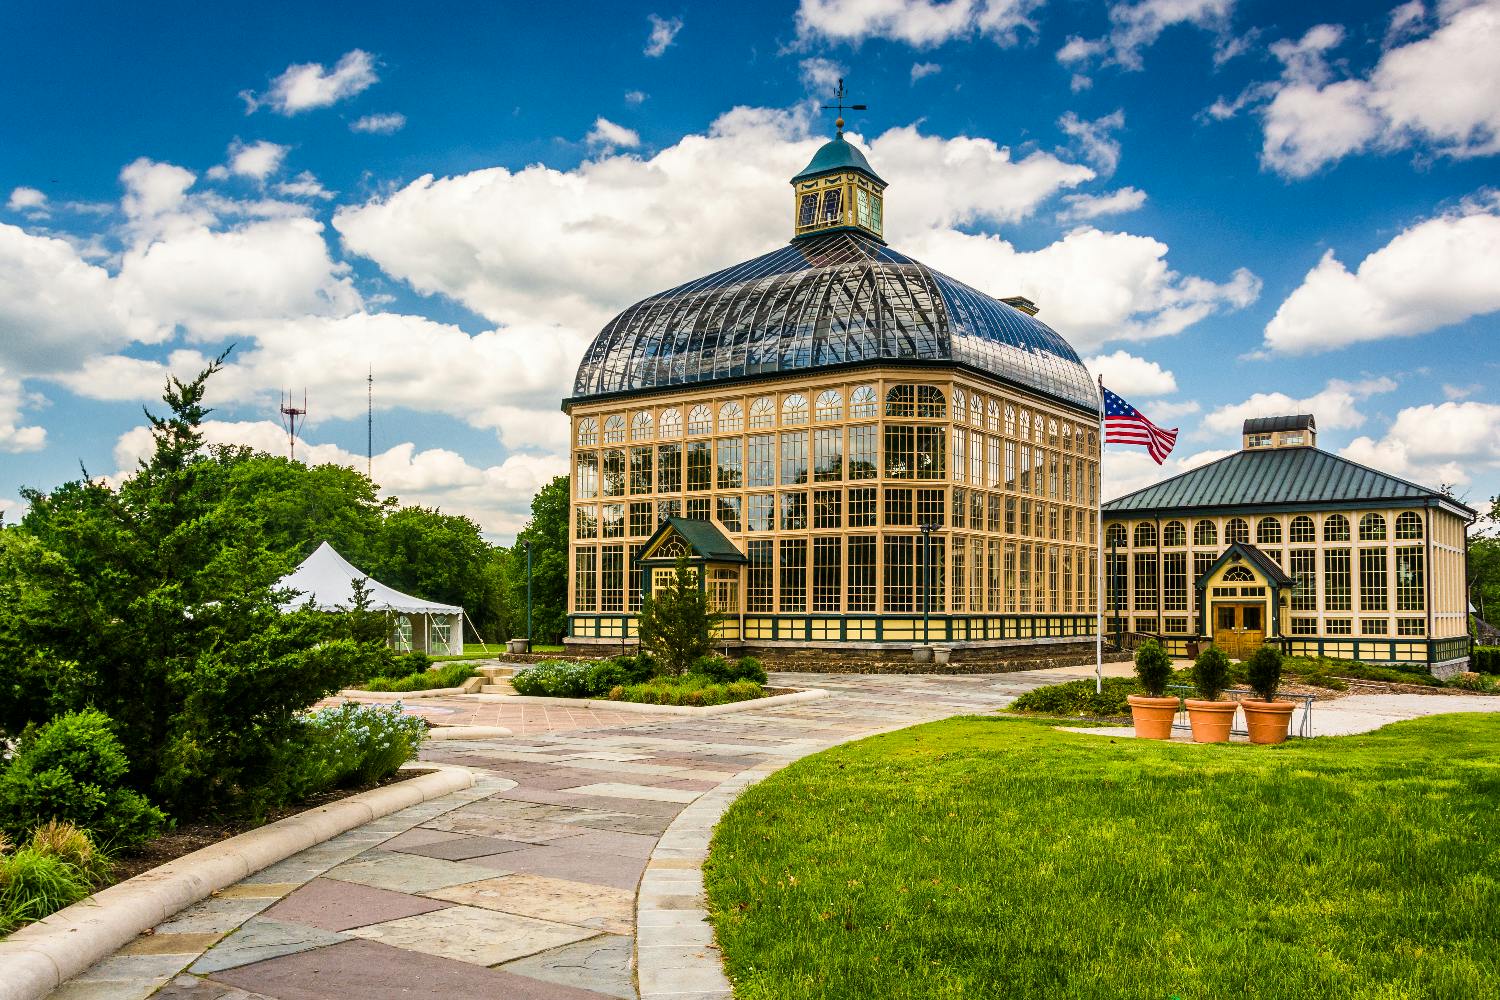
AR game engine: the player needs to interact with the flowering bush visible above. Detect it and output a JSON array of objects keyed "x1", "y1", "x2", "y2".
[
  {"x1": 511, "y1": 660, "x2": 598, "y2": 698},
  {"x1": 287, "y1": 702, "x2": 427, "y2": 797}
]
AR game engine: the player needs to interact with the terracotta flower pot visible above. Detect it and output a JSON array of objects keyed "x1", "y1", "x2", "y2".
[
  {"x1": 1126, "y1": 694, "x2": 1179, "y2": 740},
  {"x1": 1184, "y1": 699, "x2": 1237, "y2": 743},
  {"x1": 1242, "y1": 699, "x2": 1295, "y2": 744}
]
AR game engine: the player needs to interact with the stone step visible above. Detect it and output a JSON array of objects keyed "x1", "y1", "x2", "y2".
[{"x1": 480, "y1": 682, "x2": 514, "y2": 695}]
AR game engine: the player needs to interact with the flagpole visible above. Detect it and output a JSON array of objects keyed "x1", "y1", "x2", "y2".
[{"x1": 1096, "y1": 375, "x2": 1105, "y2": 695}]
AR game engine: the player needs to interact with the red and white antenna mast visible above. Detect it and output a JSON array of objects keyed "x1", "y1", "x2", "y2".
[{"x1": 279, "y1": 390, "x2": 307, "y2": 461}]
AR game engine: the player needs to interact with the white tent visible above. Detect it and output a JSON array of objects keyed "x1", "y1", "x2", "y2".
[{"x1": 276, "y1": 541, "x2": 464, "y2": 655}]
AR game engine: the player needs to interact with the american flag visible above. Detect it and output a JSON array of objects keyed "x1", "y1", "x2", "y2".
[{"x1": 1103, "y1": 386, "x2": 1178, "y2": 464}]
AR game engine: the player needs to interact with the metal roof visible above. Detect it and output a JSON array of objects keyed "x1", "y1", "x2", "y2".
[
  {"x1": 1243, "y1": 414, "x2": 1315, "y2": 434},
  {"x1": 1103, "y1": 446, "x2": 1474, "y2": 516},
  {"x1": 570, "y1": 230, "x2": 1098, "y2": 412},
  {"x1": 641, "y1": 517, "x2": 747, "y2": 564},
  {"x1": 1201, "y1": 542, "x2": 1295, "y2": 588},
  {"x1": 791, "y1": 136, "x2": 885, "y2": 185}
]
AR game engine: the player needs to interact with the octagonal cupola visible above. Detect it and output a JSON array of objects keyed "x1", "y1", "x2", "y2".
[{"x1": 790, "y1": 129, "x2": 886, "y2": 243}]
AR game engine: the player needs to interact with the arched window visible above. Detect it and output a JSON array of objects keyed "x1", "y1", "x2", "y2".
[
  {"x1": 1359, "y1": 513, "x2": 1387, "y2": 541},
  {"x1": 603, "y1": 414, "x2": 625, "y2": 443},
  {"x1": 659, "y1": 408, "x2": 682, "y2": 437},
  {"x1": 1106, "y1": 523, "x2": 1127, "y2": 547},
  {"x1": 393, "y1": 615, "x2": 413, "y2": 652},
  {"x1": 814, "y1": 389, "x2": 843, "y2": 422},
  {"x1": 1226, "y1": 518, "x2": 1250, "y2": 544},
  {"x1": 749, "y1": 396, "x2": 776, "y2": 428},
  {"x1": 916, "y1": 386, "x2": 946, "y2": 417},
  {"x1": 1048, "y1": 419, "x2": 1058, "y2": 445},
  {"x1": 687, "y1": 405, "x2": 713, "y2": 435},
  {"x1": 970, "y1": 393, "x2": 983, "y2": 425},
  {"x1": 952, "y1": 392, "x2": 966, "y2": 424},
  {"x1": 1395, "y1": 511, "x2": 1423, "y2": 540},
  {"x1": 1194, "y1": 519, "x2": 1218, "y2": 546},
  {"x1": 576, "y1": 417, "x2": 599, "y2": 447},
  {"x1": 1003, "y1": 404, "x2": 1014, "y2": 435},
  {"x1": 1163, "y1": 520, "x2": 1186, "y2": 546},
  {"x1": 1033, "y1": 412, "x2": 1046, "y2": 443},
  {"x1": 1257, "y1": 517, "x2": 1282, "y2": 545},
  {"x1": 1134, "y1": 522, "x2": 1157, "y2": 548},
  {"x1": 1062, "y1": 423, "x2": 1073, "y2": 450},
  {"x1": 885, "y1": 384, "x2": 915, "y2": 417},
  {"x1": 782, "y1": 394, "x2": 809, "y2": 425},
  {"x1": 849, "y1": 386, "x2": 877, "y2": 418},
  {"x1": 1290, "y1": 515, "x2": 1315, "y2": 543},
  {"x1": 718, "y1": 401, "x2": 744, "y2": 433},
  {"x1": 1223, "y1": 566, "x2": 1255, "y2": 583},
  {"x1": 1019, "y1": 411, "x2": 1030, "y2": 441},
  {"x1": 631, "y1": 411, "x2": 653, "y2": 441},
  {"x1": 1324, "y1": 514, "x2": 1350, "y2": 542}
]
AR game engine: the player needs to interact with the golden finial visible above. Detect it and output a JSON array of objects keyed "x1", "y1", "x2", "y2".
[{"x1": 821, "y1": 79, "x2": 865, "y2": 138}]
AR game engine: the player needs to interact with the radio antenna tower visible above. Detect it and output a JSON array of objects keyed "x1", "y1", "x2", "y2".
[
  {"x1": 366, "y1": 366, "x2": 373, "y2": 478},
  {"x1": 279, "y1": 390, "x2": 307, "y2": 461}
]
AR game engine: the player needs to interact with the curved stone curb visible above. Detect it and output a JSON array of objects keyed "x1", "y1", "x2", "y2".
[
  {"x1": 425, "y1": 724, "x2": 515, "y2": 739},
  {"x1": 465, "y1": 688, "x2": 830, "y2": 716},
  {"x1": 336, "y1": 685, "x2": 470, "y2": 700},
  {"x1": 0, "y1": 764, "x2": 475, "y2": 1000}
]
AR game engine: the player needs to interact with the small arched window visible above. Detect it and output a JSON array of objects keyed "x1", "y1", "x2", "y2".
[
  {"x1": 631, "y1": 411, "x2": 653, "y2": 441},
  {"x1": 1290, "y1": 515, "x2": 1315, "y2": 542},
  {"x1": 687, "y1": 405, "x2": 713, "y2": 435},
  {"x1": 814, "y1": 389, "x2": 843, "y2": 422},
  {"x1": 952, "y1": 392, "x2": 966, "y2": 424},
  {"x1": 1003, "y1": 404, "x2": 1014, "y2": 435},
  {"x1": 1033, "y1": 412, "x2": 1046, "y2": 443},
  {"x1": 1257, "y1": 517, "x2": 1282, "y2": 545},
  {"x1": 1324, "y1": 514, "x2": 1350, "y2": 542},
  {"x1": 1134, "y1": 522, "x2": 1157, "y2": 548},
  {"x1": 659, "y1": 408, "x2": 682, "y2": 437},
  {"x1": 1062, "y1": 424, "x2": 1073, "y2": 450},
  {"x1": 970, "y1": 393, "x2": 983, "y2": 425},
  {"x1": 1359, "y1": 513, "x2": 1387, "y2": 541},
  {"x1": 1106, "y1": 523, "x2": 1127, "y2": 547},
  {"x1": 1226, "y1": 518, "x2": 1250, "y2": 544},
  {"x1": 1223, "y1": 566, "x2": 1256, "y2": 583},
  {"x1": 782, "y1": 394, "x2": 809, "y2": 425},
  {"x1": 1019, "y1": 411, "x2": 1030, "y2": 441},
  {"x1": 1395, "y1": 511, "x2": 1423, "y2": 540},
  {"x1": 885, "y1": 385, "x2": 915, "y2": 417},
  {"x1": 1163, "y1": 520, "x2": 1186, "y2": 546},
  {"x1": 916, "y1": 386, "x2": 946, "y2": 417},
  {"x1": 603, "y1": 414, "x2": 626, "y2": 443},
  {"x1": 1194, "y1": 519, "x2": 1218, "y2": 547},
  {"x1": 718, "y1": 401, "x2": 743, "y2": 433},
  {"x1": 1048, "y1": 419, "x2": 1058, "y2": 445},
  {"x1": 576, "y1": 417, "x2": 599, "y2": 447},
  {"x1": 749, "y1": 396, "x2": 776, "y2": 428},
  {"x1": 849, "y1": 386, "x2": 878, "y2": 418}
]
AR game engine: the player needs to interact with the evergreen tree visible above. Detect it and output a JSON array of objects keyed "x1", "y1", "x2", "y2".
[{"x1": 636, "y1": 556, "x2": 721, "y2": 675}]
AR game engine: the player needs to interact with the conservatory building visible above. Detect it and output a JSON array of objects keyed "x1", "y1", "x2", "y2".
[
  {"x1": 1102, "y1": 415, "x2": 1475, "y2": 675},
  {"x1": 562, "y1": 127, "x2": 1103, "y2": 661}
]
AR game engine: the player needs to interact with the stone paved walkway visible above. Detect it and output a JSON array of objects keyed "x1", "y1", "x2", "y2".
[{"x1": 46, "y1": 671, "x2": 1498, "y2": 999}]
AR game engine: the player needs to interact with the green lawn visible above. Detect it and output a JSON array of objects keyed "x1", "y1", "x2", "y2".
[{"x1": 705, "y1": 715, "x2": 1500, "y2": 999}]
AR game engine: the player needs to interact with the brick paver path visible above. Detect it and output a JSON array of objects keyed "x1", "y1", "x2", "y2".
[{"x1": 43, "y1": 670, "x2": 1118, "y2": 999}]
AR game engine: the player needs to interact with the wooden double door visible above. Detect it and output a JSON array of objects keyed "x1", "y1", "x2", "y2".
[{"x1": 1213, "y1": 603, "x2": 1265, "y2": 659}]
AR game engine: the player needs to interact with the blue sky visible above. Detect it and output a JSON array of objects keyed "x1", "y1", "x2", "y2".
[{"x1": 2, "y1": 0, "x2": 1497, "y2": 538}]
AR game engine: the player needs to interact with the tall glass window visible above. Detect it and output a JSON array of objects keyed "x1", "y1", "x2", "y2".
[
  {"x1": 1164, "y1": 553, "x2": 1188, "y2": 611},
  {"x1": 1290, "y1": 515, "x2": 1315, "y2": 542},
  {"x1": 849, "y1": 487, "x2": 877, "y2": 527},
  {"x1": 1325, "y1": 548, "x2": 1352, "y2": 611},
  {"x1": 1257, "y1": 517, "x2": 1282, "y2": 545},
  {"x1": 779, "y1": 539, "x2": 807, "y2": 611},
  {"x1": 917, "y1": 427, "x2": 945, "y2": 479},
  {"x1": 656, "y1": 444, "x2": 681, "y2": 492},
  {"x1": 779, "y1": 491, "x2": 808, "y2": 530},
  {"x1": 1134, "y1": 554, "x2": 1159, "y2": 611},
  {"x1": 813, "y1": 429, "x2": 843, "y2": 481},
  {"x1": 747, "y1": 494, "x2": 774, "y2": 532},
  {"x1": 601, "y1": 504, "x2": 624, "y2": 538},
  {"x1": 884, "y1": 535, "x2": 915, "y2": 612},
  {"x1": 1359, "y1": 548, "x2": 1388, "y2": 611},
  {"x1": 601, "y1": 545, "x2": 624, "y2": 611},
  {"x1": 885, "y1": 425, "x2": 915, "y2": 478},
  {"x1": 630, "y1": 447, "x2": 653, "y2": 494},
  {"x1": 573, "y1": 549, "x2": 596, "y2": 611},
  {"x1": 1193, "y1": 519, "x2": 1217, "y2": 547},
  {"x1": 781, "y1": 431, "x2": 809, "y2": 484},
  {"x1": 716, "y1": 496, "x2": 741, "y2": 533},
  {"x1": 1290, "y1": 549, "x2": 1317, "y2": 611},
  {"x1": 849, "y1": 425, "x2": 877, "y2": 479},
  {"x1": 686, "y1": 442, "x2": 711, "y2": 491},
  {"x1": 746, "y1": 434, "x2": 774, "y2": 487},
  {"x1": 716, "y1": 439, "x2": 742, "y2": 489},
  {"x1": 747, "y1": 540, "x2": 773, "y2": 612},
  {"x1": 848, "y1": 535, "x2": 876, "y2": 611},
  {"x1": 576, "y1": 453, "x2": 599, "y2": 498},
  {"x1": 1225, "y1": 518, "x2": 1249, "y2": 544},
  {"x1": 813, "y1": 489, "x2": 841, "y2": 529},
  {"x1": 602, "y1": 450, "x2": 625, "y2": 497},
  {"x1": 1395, "y1": 546, "x2": 1424, "y2": 611},
  {"x1": 813, "y1": 538, "x2": 842, "y2": 611}
]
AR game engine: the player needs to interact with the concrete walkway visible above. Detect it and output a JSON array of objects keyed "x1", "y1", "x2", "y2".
[{"x1": 46, "y1": 671, "x2": 1500, "y2": 1000}]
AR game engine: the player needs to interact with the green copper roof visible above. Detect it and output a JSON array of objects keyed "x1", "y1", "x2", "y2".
[
  {"x1": 1103, "y1": 446, "x2": 1474, "y2": 517},
  {"x1": 792, "y1": 135, "x2": 885, "y2": 185},
  {"x1": 642, "y1": 517, "x2": 747, "y2": 563}
]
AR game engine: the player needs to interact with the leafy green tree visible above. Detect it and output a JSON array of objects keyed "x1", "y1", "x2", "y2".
[
  {"x1": 368, "y1": 505, "x2": 505, "y2": 639},
  {"x1": 504, "y1": 476, "x2": 570, "y2": 644},
  {"x1": 636, "y1": 556, "x2": 721, "y2": 676}
]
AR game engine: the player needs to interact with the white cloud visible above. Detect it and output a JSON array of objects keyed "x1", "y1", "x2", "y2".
[
  {"x1": 351, "y1": 112, "x2": 407, "y2": 135},
  {"x1": 1202, "y1": 377, "x2": 1397, "y2": 436},
  {"x1": 1442, "y1": 383, "x2": 1480, "y2": 401},
  {"x1": 1264, "y1": 197, "x2": 1500, "y2": 354},
  {"x1": 794, "y1": 0, "x2": 1043, "y2": 47},
  {"x1": 0, "y1": 368, "x2": 45, "y2": 453},
  {"x1": 276, "y1": 171, "x2": 334, "y2": 200},
  {"x1": 644, "y1": 14, "x2": 683, "y2": 57},
  {"x1": 1057, "y1": 186, "x2": 1146, "y2": 221},
  {"x1": 1221, "y1": 4, "x2": 1500, "y2": 178},
  {"x1": 907, "y1": 226, "x2": 1259, "y2": 352},
  {"x1": 624, "y1": 90, "x2": 648, "y2": 106},
  {"x1": 585, "y1": 117, "x2": 641, "y2": 150},
  {"x1": 1057, "y1": 0, "x2": 1235, "y2": 74},
  {"x1": 7, "y1": 187, "x2": 48, "y2": 214},
  {"x1": 1058, "y1": 109, "x2": 1125, "y2": 175},
  {"x1": 799, "y1": 57, "x2": 845, "y2": 95},
  {"x1": 1342, "y1": 400, "x2": 1500, "y2": 489},
  {"x1": 1104, "y1": 447, "x2": 1230, "y2": 502},
  {"x1": 910, "y1": 61, "x2": 942, "y2": 82},
  {"x1": 208, "y1": 139, "x2": 289, "y2": 182},
  {"x1": 243, "y1": 50, "x2": 379, "y2": 115},
  {"x1": 1085, "y1": 349, "x2": 1177, "y2": 396}
]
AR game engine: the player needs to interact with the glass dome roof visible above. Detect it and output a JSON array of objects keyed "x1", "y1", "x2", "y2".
[{"x1": 570, "y1": 230, "x2": 1099, "y2": 413}]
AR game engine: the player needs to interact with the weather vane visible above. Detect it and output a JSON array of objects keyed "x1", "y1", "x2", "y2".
[{"x1": 820, "y1": 78, "x2": 866, "y2": 137}]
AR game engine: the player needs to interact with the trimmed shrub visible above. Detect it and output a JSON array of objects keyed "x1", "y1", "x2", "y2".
[
  {"x1": 1246, "y1": 645, "x2": 1285, "y2": 702},
  {"x1": 694, "y1": 655, "x2": 769, "y2": 685},
  {"x1": 0, "y1": 711, "x2": 166, "y2": 850},
  {"x1": 1133, "y1": 640, "x2": 1173, "y2": 698},
  {"x1": 511, "y1": 660, "x2": 596, "y2": 698},
  {"x1": 363, "y1": 662, "x2": 475, "y2": 692},
  {"x1": 1010, "y1": 677, "x2": 1140, "y2": 717},
  {"x1": 373, "y1": 651, "x2": 432, "y2": 680},
  {"x1": 610, "y1": 675, "x2": 763, "y2": 707},
  {"x1": 1472, "y1": 647, "x2": 1500, "y2": 674},
  {"x1": 286, "y1": 702, "x2": 427, "y2": 796},
  {"x1": 1192, "y1": 646, "x2": 1232, "y2": 702}
]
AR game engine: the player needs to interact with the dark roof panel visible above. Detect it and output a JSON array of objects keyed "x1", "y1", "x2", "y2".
[
  {"x1": 645, "y1": 517, "x2": 747, "y2": 563},
  {"x1": 1243, "y1": 414, "x2": 1315, "y2": 434},
  {"x1": 1103, "y1": 446, "x2": 1467, "y2": 514}
]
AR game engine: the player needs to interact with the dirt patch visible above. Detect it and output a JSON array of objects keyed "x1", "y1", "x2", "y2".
[{"x1": 106, "y1": 769, "x2": 432, "y2": 886}]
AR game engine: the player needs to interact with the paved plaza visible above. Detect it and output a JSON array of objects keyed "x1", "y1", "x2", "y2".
[{"x1": 47, "y1": 671, "x2": 1500, "y2": 1000}]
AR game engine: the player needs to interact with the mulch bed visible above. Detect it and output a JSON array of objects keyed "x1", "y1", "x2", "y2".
[{"x1": 106, "y1": 769, "x2": 433, "y2": 887}]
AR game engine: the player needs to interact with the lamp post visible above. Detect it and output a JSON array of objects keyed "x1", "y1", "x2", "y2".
[
  {"x1": 920, "y1": 521, "x2": 936, "y2": 645},
  {"x1": 1108, "y1": 534, "x2": 1120, "y2": 649},
  {"x1": 524, "y1": 539, "x2": 533, "y2": 652}
]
